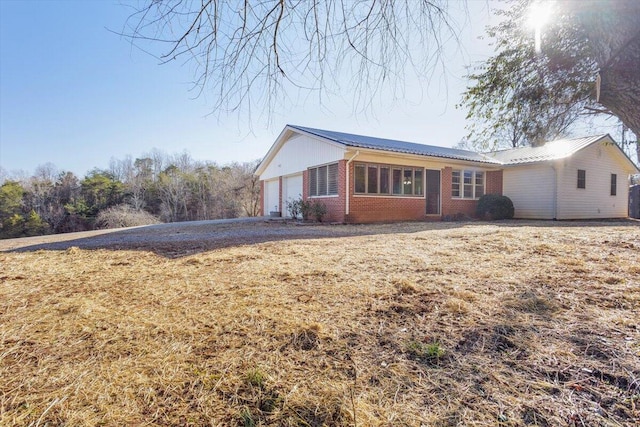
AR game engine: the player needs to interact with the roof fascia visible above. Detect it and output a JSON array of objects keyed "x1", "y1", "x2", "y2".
[
  {"x1": 499, "y1": 135, "x2": 639, "y2": 173},
  {"x1": 287, "y1": 126, "x2": 349, "y2": 150},
  {"x1": 255, "y1": 125, "x2": 346, "y2": 176},
  {"x1": 350, "y1": 147, "x2": 502, "y2": 168},
  {"x1": 598, "y1": 134, "x2": 640, "y2": 174}
]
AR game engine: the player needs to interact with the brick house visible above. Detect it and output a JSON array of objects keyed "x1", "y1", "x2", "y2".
[{"x1": 255, "y1": 125, "x2": 639, "y2": 222}]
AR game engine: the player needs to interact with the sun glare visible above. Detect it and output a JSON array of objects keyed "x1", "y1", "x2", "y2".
[{"x1": 527, "y1": 1, "x2": 555, "y2": 53}]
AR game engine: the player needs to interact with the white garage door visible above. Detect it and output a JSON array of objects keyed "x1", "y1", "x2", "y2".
[
  {"x1": 282, "y1": 174, "x2": 303, "y2": 217},
  {"x1": 264, "y1": 179, "x2": 280, "y2": 215}
]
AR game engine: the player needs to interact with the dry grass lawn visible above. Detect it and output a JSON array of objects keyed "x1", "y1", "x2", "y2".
[{"x1": 1, "y1": 220, "x2": 639, "y2": 426}]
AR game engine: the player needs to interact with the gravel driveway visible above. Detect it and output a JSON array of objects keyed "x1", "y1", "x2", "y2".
[
  {"x1": 0, "y1": 217, "x2": 430, "y2": 257},
  {"x1": 2, "y1": 217, "x2": 636, "y2": 258}
]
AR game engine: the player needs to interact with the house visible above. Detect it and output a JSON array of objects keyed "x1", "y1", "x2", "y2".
[{"x1": 255, "y1": 125, "x2": 640, "y2": 222}]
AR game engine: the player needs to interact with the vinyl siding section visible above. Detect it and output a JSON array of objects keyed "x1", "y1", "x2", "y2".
[
  {"x1": 260, "y1": 134, "x2": 345, "y2": 180},
  {"x1": 503, "y1": 165, "x2": 556, "y2": 219},
  {"x1": 555, "y1": 142, "x2": 630, "y2": 219}
]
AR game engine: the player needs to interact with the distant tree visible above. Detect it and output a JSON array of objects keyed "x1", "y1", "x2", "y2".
[
  {"x1": 235, "y1": 160, "x2": 262, "y2": 217},
  {"x1": 157, "y1": 164, "x2": 190, "y2": 222},
  {"x1": 23, "y1": 210, "x2": 50, "y2": 236},
  {"x1": 0, "y1": 181, "x2": 25, "y2": 236},
  {"x1": 461, "y1": 0, "x2": 640, "y2": 157},
  {"x1": 78, "y1": 170, "x2": 126, "y2": 221},
  {"x1": 123, "y1": 0, "x2": 458, "y2": 118}
]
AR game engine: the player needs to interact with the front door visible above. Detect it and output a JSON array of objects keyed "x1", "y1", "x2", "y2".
[{"x1": 425, "y1": 169, "x2": 441, "y2": 215}]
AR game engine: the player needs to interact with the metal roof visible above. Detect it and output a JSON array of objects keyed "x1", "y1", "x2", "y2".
[
  {"x1": 289, "y1": 125, "x2": 501, "y2": 164},
  {"x1": 487, "y1": 135, "x2": 608, "y2": 165}
]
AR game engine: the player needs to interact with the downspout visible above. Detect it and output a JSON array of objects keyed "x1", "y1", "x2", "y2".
[
  {"x1": 551, "y1": 163, "x2": 558, "y2": 220},
  {"x1": 345, "y1": 150, "x2": 360, "y2": 216}
]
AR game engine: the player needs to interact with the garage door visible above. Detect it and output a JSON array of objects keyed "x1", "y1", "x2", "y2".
[
  {"x1": 283, "y1": 174, "x2": 303, "y2": 217},
  {"x1": 264, "y1": 179, "x2": 280, "y2": 215}
]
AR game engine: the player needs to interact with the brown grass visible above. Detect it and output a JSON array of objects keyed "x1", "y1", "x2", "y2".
[{"x1": 1, "y1": 221, "x2": 639, "y2": 426}]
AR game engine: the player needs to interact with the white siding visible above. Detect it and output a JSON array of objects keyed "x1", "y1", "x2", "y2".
[
  {"x1": 260, "y1": 134, "x2": 345, "y2": 180},
  {"x1": 503, "y1": 164, "x2": 556, "y2": 219},
  {"x1": 282, "y1": 174, "x2": 303, "y2": 217},
  {"x1": 264, "y1": 179, "x2": 280, "y2": 215},
  {"x1": 555, "y1": 142, "x2": 630, "y2": 219}
]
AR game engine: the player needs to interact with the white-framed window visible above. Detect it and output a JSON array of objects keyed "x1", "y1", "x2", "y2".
[
  {"x1": 309, "y1": 163, "x2": 338, "y2": 196},
  {"x1": 610, "y1": 173, "x2": 617, "y2": 196},
  {"x1": 577, "y1": 169, "x2": 586, "y2": 189},
  {"x1": 354, "y1": 163, "x2": 423, "y2": 196},
  {"x1": 452, "y1": 170, "x2": 484, "y2": 199}
]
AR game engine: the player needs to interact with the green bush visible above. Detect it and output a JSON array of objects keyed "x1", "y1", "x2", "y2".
[{"x1": 476, "y1": 194, "x2": 514, "y2": 220}]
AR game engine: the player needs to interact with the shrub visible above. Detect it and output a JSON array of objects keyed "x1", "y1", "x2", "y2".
[
  {"x1": 288, "y1": 198, "x2": 327, "y2": 222},
  {"x1": 311, "y1": 201, "x2": 327, "y2": 222},
  {"x1": 476, "y1": 194, "x2": 514, "y2": 220},
  {"x1": 285, "y1": 197, "x2": 302, "y2": 219},
  {"x1": 95, "y1": 204, "x2": 161, "y2": 229},
  {"x1": 299, "y1": 200, "x2": 312, "y2": 220}
]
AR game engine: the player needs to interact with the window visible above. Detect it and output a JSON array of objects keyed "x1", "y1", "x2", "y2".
[
  {"x1": 367, "y1": 165, "x2": 378, "y2": 193},
  {"x1": 309, "y1": 163, "x2": 338, "y2": 196},
  {"x1": 475, "y1": 172, "x2": 484, "y2": 198},
  {"x1": 380, "y1": 167, "x2": 390, "y2": 194},
  {"x1": 463, "y1": 170, "x2": 473, "y2": 198},
  {"x1": 414, "y1": 169, "x2": 423, "y2": 196},
  {"x1": 354, "y1": 163, "x2": 423, "y2": 196},
  {"x1": 577, "y1": 169, "x2": 586, "y2": 189},
  {"x1": 354, "y1": 164, "x2": 365, "y2": 193},
  {"x1": 610, "y1": 174, "x2": 617, "y2": 196},
  {"x1": 451, "y1": 171, "x2": 461, "y2": 197},
  {"x1": 328, "y1": 163, "x2": 339, "y2": 194},
  {"x1": 392, "y1": 168, "x2": 402, "y2": 194},
  {"x1": 403, "y1": 169, "x2": 413, "y2": 194},
  {"x1": 452, "y1": 170, "x2": 484, "y2": 199}
]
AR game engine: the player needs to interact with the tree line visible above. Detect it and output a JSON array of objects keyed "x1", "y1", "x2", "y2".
[{"x1": 0, "y1": 151, "x2": 261, "y2": 239}]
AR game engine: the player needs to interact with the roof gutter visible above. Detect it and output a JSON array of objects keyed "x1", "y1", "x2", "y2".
[{"x1": 345, "y1": 150, "x2": 360, "y2": 217}]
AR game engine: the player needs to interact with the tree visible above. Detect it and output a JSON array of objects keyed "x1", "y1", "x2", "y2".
[
  {"x1": 78, "y1": 170, "x2": 126, "y2": 220},
  {"x1": 0, "y1": 181, "x2": 25, "y2": 234},
  {"x1": 123, "y1": 0, "x2": 457, "y2": 118},
  {"x1": 461, "y1": 0, "x2": 640, "y2": 158}
]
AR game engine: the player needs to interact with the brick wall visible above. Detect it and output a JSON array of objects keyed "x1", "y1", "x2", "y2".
[
  {"x1": 303, "y1": 160, "x2": 346, "y2": 223},
  {"x1": 264, "y1": 162, "x2": 505, "y2": 222},
  {"x1": 345, "y1": 162, "x2": 426, "y2": 223},
  {"x1": 347, "y1": 196, "x2": 426, "y2": 223},
  {"x1": 259, "y1": 180, "x2": 265, "y2": 216},
  {"x1": 441, "y1": 167, "x2": 479, "y2": 218},
  {"x1": 302, "y1": 160, "x2": 347, "y2": 222},
  {"x1": 486, "y1": 170, "x2": 503, "y2": 195}
]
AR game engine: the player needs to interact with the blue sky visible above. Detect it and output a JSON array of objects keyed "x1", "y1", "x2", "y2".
[{"x1": 0, "y1": 0, "x2": 499, "y2": 177}]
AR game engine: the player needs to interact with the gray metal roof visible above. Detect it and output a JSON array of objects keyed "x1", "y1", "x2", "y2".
[
  {"x1": 289, "y1": 125, "x2": 501, "y2": 164},
  {"x1": 487, "y1": 135, "x2": 608, "y2": 165}
]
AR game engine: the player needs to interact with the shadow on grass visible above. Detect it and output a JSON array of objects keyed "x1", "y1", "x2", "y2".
[{"x1": 2, "y1": 218, "x2": 638, "y2": 258}]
